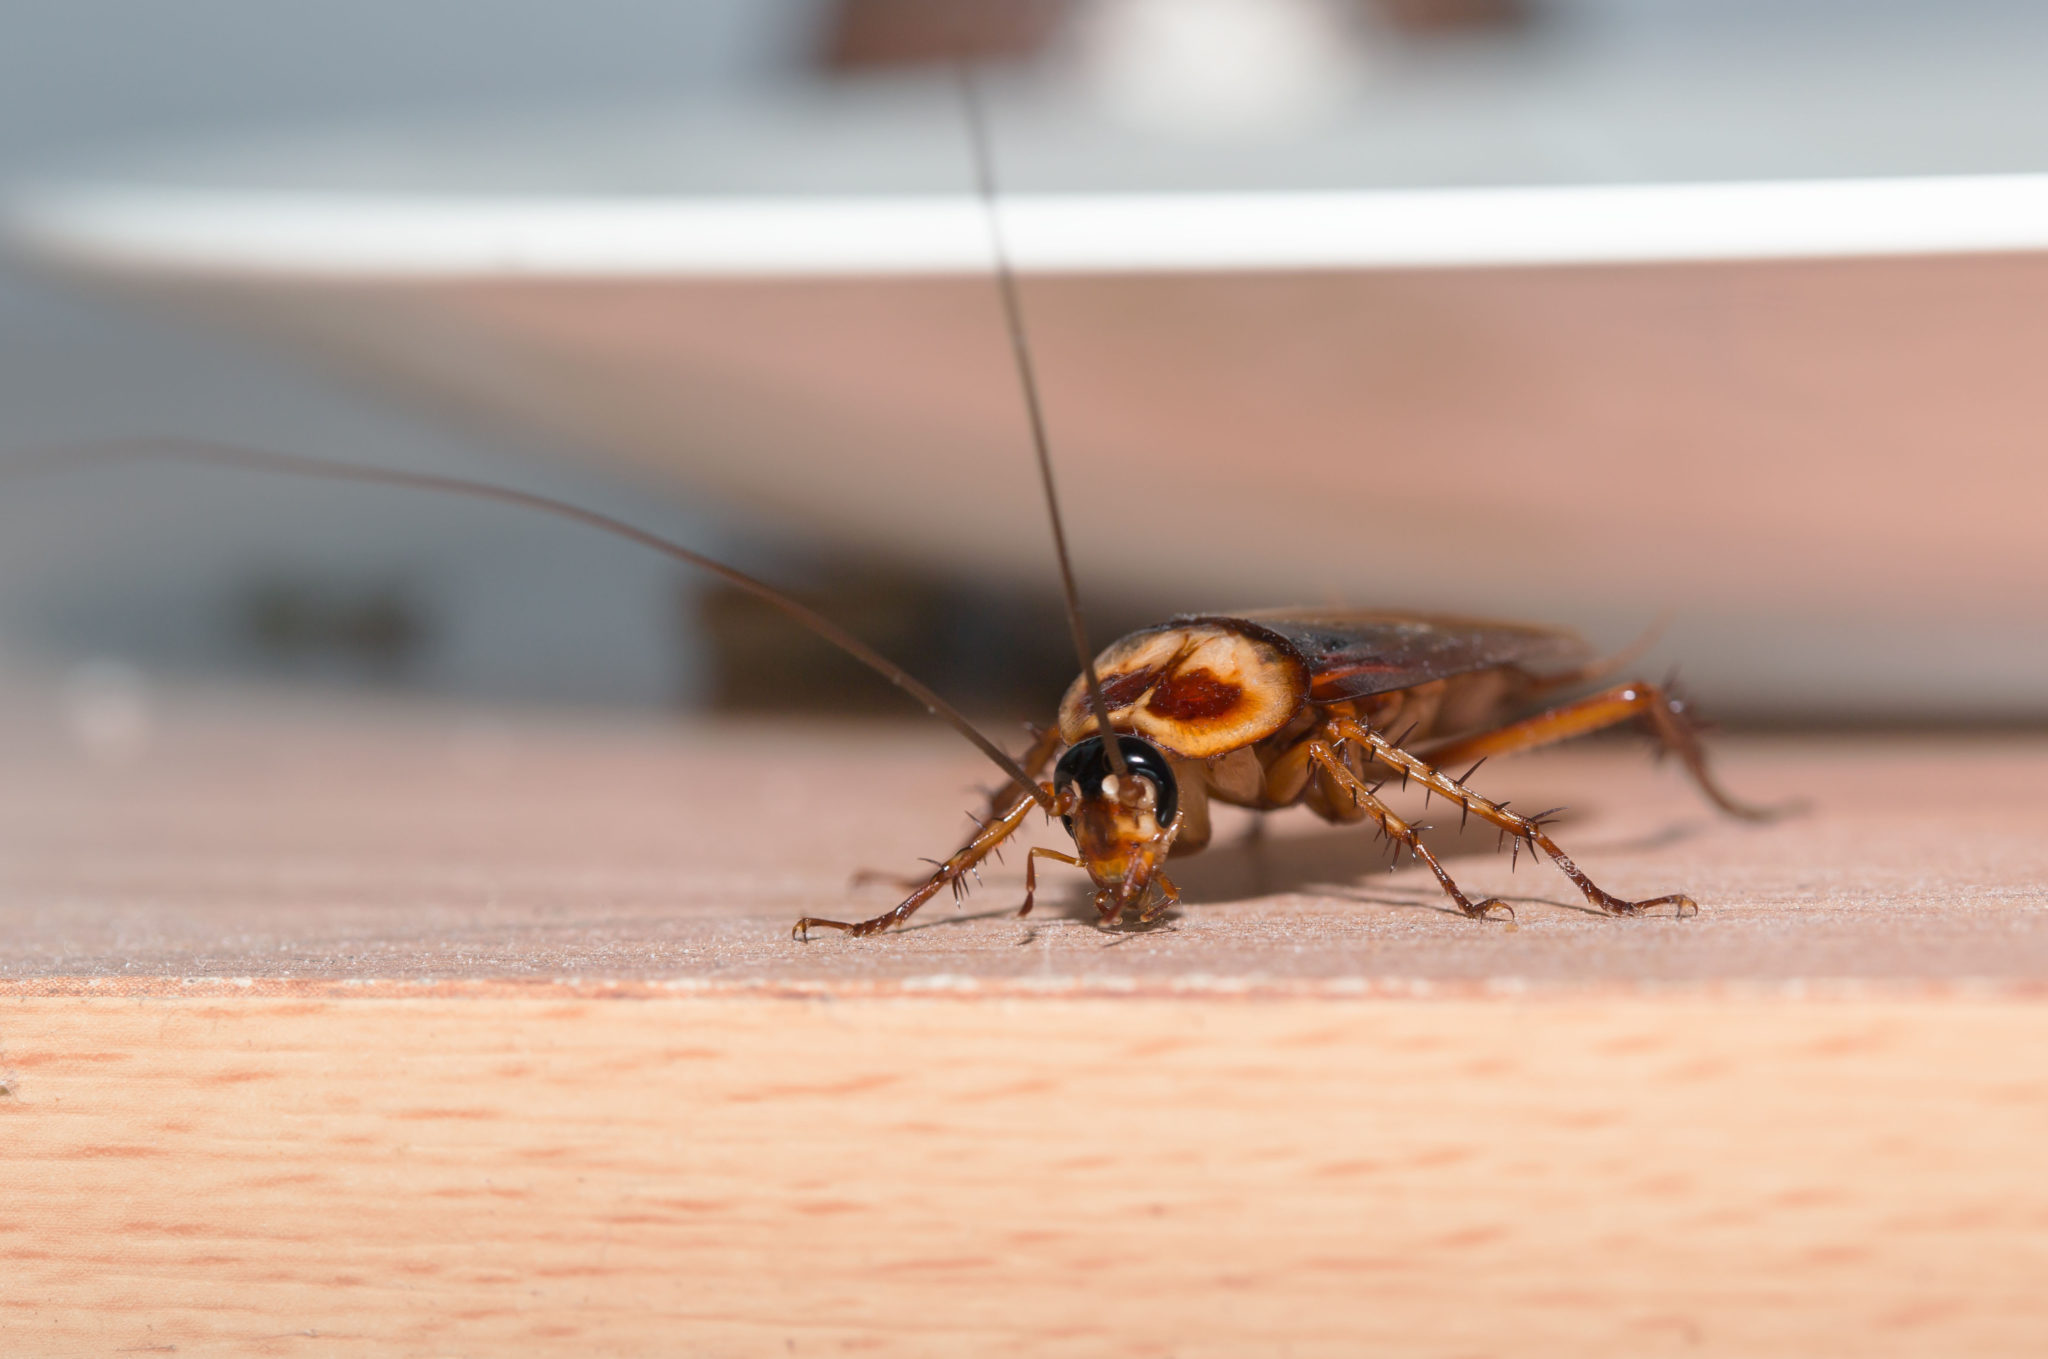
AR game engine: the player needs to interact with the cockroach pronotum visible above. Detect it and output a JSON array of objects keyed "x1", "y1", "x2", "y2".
[{"x1": 7, "y1": 66, "x2": 1777, "y2": 941}]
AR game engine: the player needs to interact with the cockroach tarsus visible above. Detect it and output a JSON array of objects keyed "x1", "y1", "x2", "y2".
[{"x1": 8, "y1": 63, "x2": 1783, "y2": 943}]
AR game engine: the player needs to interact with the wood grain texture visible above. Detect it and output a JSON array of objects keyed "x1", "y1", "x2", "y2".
[
  {"x1": 2, "y1": 687, "x2": 2046, "y2": 1354},
  {"x1": 6, "y1": 995, "x2": 2048, "y2": 1357}
]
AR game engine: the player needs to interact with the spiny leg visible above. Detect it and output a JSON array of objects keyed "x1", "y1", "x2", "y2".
[
  {"x1": 1304, "y1": 740, "x2": 1515, "y2": 921},
  {"x1": 849, "y1": 721, "x2": 1067, "y2": 892},
  {"x1": 1419, "y1": 680, "x2": 1781, "y2": 822},
  {"x1": 1328, "y1": 716, "x2": 1696, "y2": 918},
  {"x1": 795, "y1": 783, "x2": 1061, "y2": 940}
]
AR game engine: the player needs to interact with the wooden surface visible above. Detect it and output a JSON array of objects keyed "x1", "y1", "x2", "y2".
[
  {"x1": 3, "y1": 686, "x2": 2047, "y2": 1355},
  {"x1": 8, "y1": 996, "x2": 2047, "y2": 1357}
]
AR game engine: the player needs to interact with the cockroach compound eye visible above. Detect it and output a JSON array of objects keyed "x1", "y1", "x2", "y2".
[{"x1": 1053, "y1": 736, "x2": 1180, "y2": 835}]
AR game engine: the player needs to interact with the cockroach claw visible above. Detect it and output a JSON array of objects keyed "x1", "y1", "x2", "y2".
[{"x1": 1601, "y1": 894, "x2": 1698, "y2": 919}]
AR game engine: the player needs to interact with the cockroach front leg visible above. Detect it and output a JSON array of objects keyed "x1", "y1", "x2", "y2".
[
  {"x1": 1419, "y1": 680, "x2": 1781, "y2": 821},
  {"x1": 849, "y1": 722, "x2": 1065, "y2": 892},
  {"x1": 1016, "y1": 848, "x2": 1179, "y2": 926},
  {"x1": 795, "y1": 783, "x2": 1064, "y2": 940},
  {"x1": 1305, "y1": 740, "x2": 1515, "y2": 921},
  {"x1": 1135, "y1": 873, "x2": 1181, "y2": 925},
  {"x1": 1019, "y1": 846, "x2": 1082, "y2": 918},
  {"x1": 1329, "y1": 717, "x2": 1696, "y2": 918}
]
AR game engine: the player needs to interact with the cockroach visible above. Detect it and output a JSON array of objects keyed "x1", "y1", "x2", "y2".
[
  {"x1": 8, "y1": 67, "x2": 1776, "y2": 940},
  {"x1": 806, "y1": 607, "x2": 1775, "y2": 936},
  {"x1": 794, "y1": 67, "x2": 1779, "y2": 937}
]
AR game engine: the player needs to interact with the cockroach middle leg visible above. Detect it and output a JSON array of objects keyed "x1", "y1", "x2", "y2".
[
  {"x1": 1304, "y1": 739, "x2": 1515, "y2": 920},
  {"x1": 1326, "y1": 716, "x2": 1697, "y2": 918},
  {"x1": 1418, "y1": 680, "x2": 1780, "y2": 821},
  {"x1": 980, "y1": 721, "x2": 1065, "y2": 822},
  {"x1": 794, "y1": 782, "x2": 1061, "y2": 940}
]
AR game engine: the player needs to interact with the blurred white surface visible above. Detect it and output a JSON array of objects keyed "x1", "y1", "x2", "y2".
[
  {"x1": 1072, "y1": 0, "x2": 1365, "y2": 133},
  {"x1": 23, "y1": 177, "x2": 2048, "y2": 277},
  {"x1": 9, "y1": 2, "x2": 2048, "y2": 718}
]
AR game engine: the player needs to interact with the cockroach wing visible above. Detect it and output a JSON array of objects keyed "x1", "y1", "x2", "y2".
[{"x1": 1228, "y1": 609, "x2": 1590, "y2": 704}]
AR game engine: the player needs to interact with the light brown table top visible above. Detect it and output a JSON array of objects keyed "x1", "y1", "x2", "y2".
[
  {"x1": 8, "y1": 683, "x2": 2048, "y2": 1357},
  {"x1": 4, "y1": 683, "x2": 2043, "y2": 996}
]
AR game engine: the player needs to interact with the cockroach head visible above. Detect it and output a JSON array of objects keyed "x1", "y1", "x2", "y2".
[
  {"x1": 1054, "y1": 734, "x2": 1178, "y2": 833},
  {"x1": 1052, "y1": 734, "x2": 1181, "y2": 920}
]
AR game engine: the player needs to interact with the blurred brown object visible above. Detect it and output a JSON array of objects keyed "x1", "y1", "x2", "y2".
[
  {"x1": 695, "y1": 563, "x2": 1138, "y2": 716},
  {"x1": 817, "y1": 0, "x2": 1527, "y2": 71},
  {"x1": 1375, "y1": 0, "x2": 1529, "y2": 35},
  {"x1": 238, "y1": 575, "x2": 429, "y2": 678},
  {"x1": 820, "y1": 0, "x2": 1071, "y2": 69}
]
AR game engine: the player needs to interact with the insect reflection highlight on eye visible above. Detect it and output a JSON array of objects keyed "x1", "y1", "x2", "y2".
[{"x1": 1054, "y1": 735, "x2": 1181, "y2": 834}]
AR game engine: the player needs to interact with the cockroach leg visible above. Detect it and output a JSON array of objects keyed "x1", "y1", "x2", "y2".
[
  {"x1": 1135, "y1": 873, "x2": 1182, "y2": 925},
  {"x1": 1417, "y1": 680, "x2": 1782, "y2": 821},
  {"x1": 846, "y1": 723, "x2": 1066, "y2": 894},
  {"x1": 1020, "y1": 846, "x2": 1082, "y2": 918},
  {"x1": 1328, "y1": 717, "x2": 1696, "y2": 918},
  {"x1": 1520, "y1": 612, "x2": 1672, "y2": 697},
  {"x1": 794, "y1": 783, "x2": 1062, "y2": 940},
  {"x1": 1305, "y1": 739, "x2": 1514, "y2": 921},
  {"x1": 987, "y1": 722, "x2": 1065, "y2": 821}
]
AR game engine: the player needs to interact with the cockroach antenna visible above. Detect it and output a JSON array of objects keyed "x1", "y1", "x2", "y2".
[
  {"x1": 955, "y1": 60, "x2": 1128, "y2": 782},
  {"x1": 0, "y1": 438, "x2": 1056, "y2": 811},
  {"x1": 8, "y1": 83, "x2": 1776, "y2": 942}
]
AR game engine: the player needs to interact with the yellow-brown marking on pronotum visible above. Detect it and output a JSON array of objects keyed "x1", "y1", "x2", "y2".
[{"x1": 1057, "y1": 621, "x2": 1309, "y2": 759}]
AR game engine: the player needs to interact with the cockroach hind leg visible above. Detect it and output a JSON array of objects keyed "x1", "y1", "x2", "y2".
[{"x1": 1421, "y1": 681, "x2": 1790, "y2": 824}]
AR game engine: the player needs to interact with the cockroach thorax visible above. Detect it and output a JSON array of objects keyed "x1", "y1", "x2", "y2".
[{"x1": 1057, "y1": 619, "x2": 1309, "y2": 759}]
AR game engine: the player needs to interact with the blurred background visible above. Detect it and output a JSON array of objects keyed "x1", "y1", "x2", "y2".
[{"x1": 4, "y1": 0, "x2": 2047, "y2": 728}]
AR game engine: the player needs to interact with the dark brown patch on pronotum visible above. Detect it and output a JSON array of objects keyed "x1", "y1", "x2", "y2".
[
  {"x1": 1145, "y1": 668, "x2": 1243, "y2": 721},
  {"x1": 1100, "y1": 666, "x2": 1163, "y2": 709}
]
